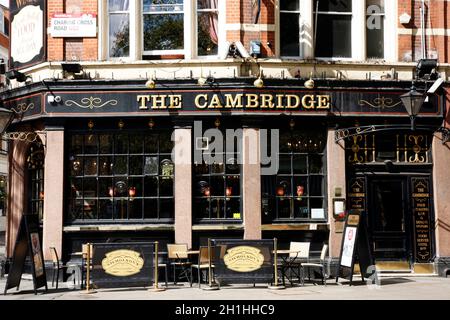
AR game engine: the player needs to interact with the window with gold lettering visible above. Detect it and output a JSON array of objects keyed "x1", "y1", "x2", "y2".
[
  {"x1": 66, "y1": 131, "x2": 174, "y2": 223},
  {"x1": 262, "y1": 128, "x2": 327, "y2": 223}
]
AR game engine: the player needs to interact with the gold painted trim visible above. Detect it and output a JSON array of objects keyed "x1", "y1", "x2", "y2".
[{"x1": 65, "y1": 96, "x2": 118, "y2": 109}]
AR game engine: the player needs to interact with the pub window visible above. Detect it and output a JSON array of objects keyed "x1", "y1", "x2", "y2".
[
  {"x1": 314, "y1": 0, "x2": 352, "y2": 58},
  {"x1": 108, "y1": 0, "x2": 130, "y2": 58},
  {"x1": 193, "y1": 129, "x2": 241, "y2": 222},
  {"x1": 27, "y1": 144, "x2": 45, "y2": 223},
  {"x1": 345, "y1": 132, "x2": 432, "y2": 164},
  {"x1": 262, "y1": 129, "x2": 327, "y2": 223},
  {"x1": 67, "y1": 131, "x2": 174, "y2": 223}
]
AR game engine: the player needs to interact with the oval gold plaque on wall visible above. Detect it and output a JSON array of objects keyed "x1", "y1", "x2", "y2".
[
  {"x1": 223, "y1": 246, "x2": 265, "y2": 272},
  {"x1": 101, "y1": 249, "x2": 144, "y2": 277}
]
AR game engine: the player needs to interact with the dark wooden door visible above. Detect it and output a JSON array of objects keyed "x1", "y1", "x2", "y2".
[{"x1": 368, "y1": 177, "x2": 412, "y2": 261}]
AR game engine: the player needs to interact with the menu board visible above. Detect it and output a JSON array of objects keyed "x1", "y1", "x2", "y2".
[{"x1": 411, "y1": 178, "x2": 432, "y2": 263}]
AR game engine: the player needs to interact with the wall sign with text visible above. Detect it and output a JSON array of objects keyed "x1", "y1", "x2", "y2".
[
  {"x1": 10, "y1": 0, "x2": 46, "y2": 69},
  {"x1": 50, "y1": 13, "x2": 97, "y2": 37}
]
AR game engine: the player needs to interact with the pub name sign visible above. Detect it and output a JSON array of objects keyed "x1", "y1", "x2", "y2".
[{"x1": 136, "y1": 93, "x2": 331, "y2": 110}]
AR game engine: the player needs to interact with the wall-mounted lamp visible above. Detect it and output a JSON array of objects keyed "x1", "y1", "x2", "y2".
[
  {"x1": 61, "y1": 62, "x2": 84, "y2": 79},
  {"x1": 145, "y1": 78, "x2": 156, "y2": 89},
  {"x1": 400, "y1": 83, "x2": 425, "y2": 130},
  {"x1": 0, "y1": 106, "x2": 45, "y2": 144}
]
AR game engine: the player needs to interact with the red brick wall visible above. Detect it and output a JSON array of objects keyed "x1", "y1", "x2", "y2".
[
  {"x1": 398, "y1": 0, "x2": 450, "y2": 63},
  {"x1": 47, "y1": 0, "x2": 98, "y2": 62}
]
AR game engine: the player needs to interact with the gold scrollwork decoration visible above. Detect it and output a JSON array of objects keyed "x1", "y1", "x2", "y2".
[
  {"x1": 408, "y1": 135, "x2": 425, "y2": 163},
  {"x1": 65, "y1": 96, "x2": 118, "y2": 109},
  {"x1": 4, "y1": 132, "x2": 43, "y2": 144},
  {"x1": 359, "y1": 97, "x2": 402, "y2": 109},
  {"x1": 11, "y1": 103, "x2": 35, "y2": 114}
]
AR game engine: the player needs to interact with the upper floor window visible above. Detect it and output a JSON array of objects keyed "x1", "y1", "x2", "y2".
[
  {"x1": 279, "y1": 0, "x2": 394, "y2": 61},
  {"x1": 108, "y1": 0, "x2": 130, "y2": 57},
  {"x1": 314, "y1": 0, "x2": 352, "y2": 59},
  {"x1": 105, "y1": 0, "x2": 223, "y2": 60}
]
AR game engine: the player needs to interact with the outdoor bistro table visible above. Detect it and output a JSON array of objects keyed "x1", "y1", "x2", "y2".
[{"x1": 273, "y1": 250, "x2": 302, "y2": 286}]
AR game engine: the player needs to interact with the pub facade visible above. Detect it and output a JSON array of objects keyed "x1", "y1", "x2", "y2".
[{"x1": 2, "y1": 0, "x2": 450, "y2": 277}]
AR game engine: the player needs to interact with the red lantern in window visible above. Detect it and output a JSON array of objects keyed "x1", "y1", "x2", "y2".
[
  {"x1": 276, "y1": 186, "x2": 285, "y2": 196},
  {"x1": 204, "y1": 187, "x2": 211, "y2": 197},
  {"x1": 296, "y1": 185, "x2": 304, "y2": 197},
  {"x1": 108, "y1": 187, "x2": 114, "y2": 197},
  {"x1": 226, "y1": 187, "x2": 232, "y2": 197},
  {"x1": 128, "y1": 187, "x2": 136, "y2": 198}
]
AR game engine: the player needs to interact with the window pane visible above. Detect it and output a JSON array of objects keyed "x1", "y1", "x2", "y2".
[
  {"x1": 280, "y1": 0, "x2": 299, "y2": 11},
  {"x1": 367, "y1": 0, "x2": 384, "y2": 11},
  {"x1": 366, "y1": 17, "x2": 384, "y2": 59},
  {"x1": 128, "y1": 199, "x2": 143, "y2": 219},
  {"x1": 194, "y1": 198, "x2": 210, "y2": 219},
  {"x1": 226, "y1": 198, "x2": 240, "y2": 219},
  {"x1": 99, "y1": 177, "x2": 113, "y2": 197},
  {"x1": 129, "y1": 155, "x2": 143, "y2": 175},
  {"x1": 84, "y1": 178, "x2": 97, "y2": 198},
  {"x1": 160, "y1": 198, "x2": 174, "y2": 219},
  {"x1": 109, "y1": 0, "x2": 129, "y2": 11},
  {"x1": 210, "y1": 198, "x2": 224, "y2": 218},
  {"x1": 226, "y1": 176, "x2": 240, "y2": 197},
  {"x1": 115, "y1": 133, "x2": 128, "y2": 154},
  {"x1": 309, "y1": 154, "x2": 324, "y2": 174},
  {"x1": 211, "y1": 176, "x2": 224, "y2": 196},
  {"x1": 70, "y1": 157, "x2": 83, "y2": 176},
  {"x1": 276, "y1": 177, "x2": 291, "y2": 196},
  {"x1": 144, "y1": 198, "x2": 158, "y2": 219},
  {"x1": 225, "y1": 156, "x2": 239, "y2": 174},
  {"x1": 129, "y1": 134, "x2": 143, "y2": 153},
  {"x1": 279, "y1": 155, "x2": 291, "y2": 174},
  {"x1": 280, "y1": 13, "x2": 299, "y2": 56},
  {"x1": 109, "y1": 13, "x2": 129, "y2": 57},
  {"x1": 99, "y1": 199, "x2": 114, "y2": 219},
  {"x1": 318, "y1": 0, "x2": 351, "y2": 12},
  {"x1": 99, "y1": 156, "x2": 113, "y2": 175},
  {"x1": 159, "y1": 177, "x2": 173, "y2": 196},
  {"x1": 144, "y1": 156, "x2": 158, "y2": 175},
  {"x1": 145, "y1": 135, "x2": 158, "y2": 153},
  {"x1": 293, "y1": 176, "x2": 308, "y2": 196},
  {"x1": 83, "y1": 199, "x2": 97, "y2": 220},
  {"x1": 144, "y1": 176, "x2": 158, "y2": 196},
  {"x1": 114, "y1": 177, "x2": 128, "y2": 197},
  {"x1": 114, "y1": 199, "x2": 127, "y2": 219},
  {"x1": 84, "y1": 134, "x2": 97, "y2": 154},
  {"x1": 99, "y1": 134, "x2": 113, "y2": 154},
  {"x1": 198, "y1": 12, "x2": 218, "y2": 56},
  {"x1": 70, "y1": 178, "x2": 83, "y2": 199},
  {"x1": 128, "y1": 177, "x2": 143, "y2": 197},
  {"x1": 143, "y1": 14, "x2": 184, "y2": 51},
  {"x1": 72, "y1": 135, "x2": 83, "y2": 154},
  {"x1": 69, "y1": 200, "x2": 83, "y2": 220},
  {"x1": 277, "y1": 198, "x2": 291, "y2": 218},
  {"x1": 309, "y1": 176, "x2": 323, "y2": 196},
  {"x1": 315, "y1": 15, "x2": 351, "y2": 58},
  {"x1": 143, "y1": 0, "x2": 183, "y2": 12},
  {"x1": 114, "y1": 156, "x2": 127, "y2": 175},
  {"x1": 293, "y1": 154, "x2": 307, "y2": 174},
  {"x1": 84, "y1": 157, "x2": 97, "y2": 175},
  {"x1": 159, "y1": 132, "x2": 174, "y2": 153},
  {"x1": 294, "y1": 198, "x2": 308, "y2": 218}
]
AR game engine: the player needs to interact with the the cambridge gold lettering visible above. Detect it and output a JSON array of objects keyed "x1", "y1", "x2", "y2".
[
  {"x1": 225, "y1": 94, "x2": 244, "y2": 108},
  {"x1": 137, "y1": 95, "x2": 150, "y2": 110},
  {"x1": 195, "y1": 94, "x2": 208, "y2": 109},
  {"x1": 137, "y1": 93, "x2": 332, "y2": 111},
  {"x1": 208, "y1": 94, "x2": 223, "y2": 108},
  {"x1": 286, "y1": 95, "x2": 300, "y2": 109},
  {"x1": 151, "y1": 95, "x2": 167, "y2": 109},
  {"x1": 169, "y1": 95, "x2": 182, "y2": 109},
  {"x1": 246, "y1": 94, "x2": 259, "y2": 108},
  {"x1": 302, "y1": 95, "x2": 316, "y2": 109},
  {"x1": 260, "y1": 94, "x2": 275, "y2": 108},
  {"x1": 316, "y1": 95, "x2": 331, "y2": 109}
]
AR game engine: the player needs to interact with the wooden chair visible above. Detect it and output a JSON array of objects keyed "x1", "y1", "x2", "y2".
[
  {"x1": 301, "y1": 244, "x2": 329, "y2": 286},
  {"x1": 50, "y1": 247, "x2": 69, "y2": 289},
  {"x1": 157, "y1": 253, "x2": 169, "y2": 287},
  {"x1": 167, "y1": 244, "x2": 192, "y2": 284},
  {"x1": 190, "y1": 246, "x2": 215, "y2": 288}
]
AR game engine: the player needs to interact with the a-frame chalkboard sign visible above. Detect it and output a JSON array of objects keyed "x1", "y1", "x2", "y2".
[
  {"x1": 4, "y1": 214, "x2": 48, "y2": 295},
  {"x1": 336, "y1": 210, "x2": 375, "y2": 286}
]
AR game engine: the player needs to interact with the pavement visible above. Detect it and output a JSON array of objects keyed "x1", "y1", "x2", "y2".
[{"x1": 1, "y1": 275, "x2": 450, "y2": 300}]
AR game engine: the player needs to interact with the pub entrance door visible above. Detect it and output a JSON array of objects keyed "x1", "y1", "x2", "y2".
[{"x1": 367, "y1": 176, "x2": 412, "y2": 262}]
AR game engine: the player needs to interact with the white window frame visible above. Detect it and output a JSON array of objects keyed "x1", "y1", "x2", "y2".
[
  {"x1": 275, "y1": 0, "x2": 397, "y2": 62},
  {"x1": 195, "y1": 0, "x2": 222, "y2": 59},
  {"x1": 278, "y1": 1, "x2": 301, "y2": 59},
  {"x1": 100, "y1": 0, "x2": 225, "y2": 60}
]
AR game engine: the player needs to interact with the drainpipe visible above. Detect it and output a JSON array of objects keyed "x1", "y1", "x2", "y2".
[{"x1": 420, "y1": 0, "x2": 426, "y2": 59}]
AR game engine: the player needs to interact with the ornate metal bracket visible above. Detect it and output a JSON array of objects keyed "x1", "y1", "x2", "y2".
[
  {"x1": 2, "y1": 131, "x2": 46, "y2": 145},
  {"x1": 334, "y1": 124, "x2": 440, "y2": 143}
]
